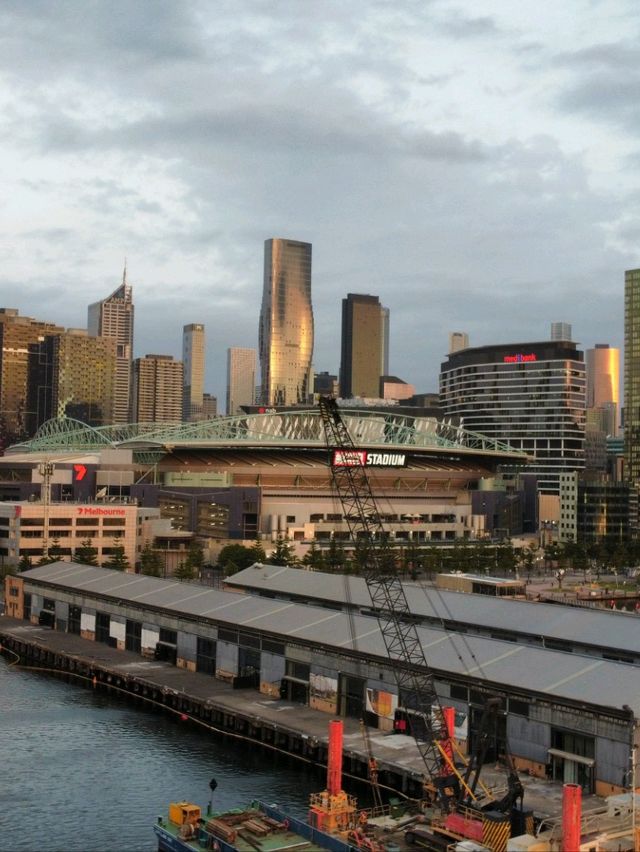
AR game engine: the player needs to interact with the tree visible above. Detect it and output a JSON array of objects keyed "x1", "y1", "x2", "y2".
[
  {"x1": 325, "y1": 537, "x2": 346, "y2": 573},
  {"x1": 104, "y1": 538, "x2": 131, "y2": 572},
  {"x1": 217, "y1": 544, "x2": 256, "y2": 574},
  {"x1": 174, "y1": 560, "x2": 196, "y2": 581},
  {"x1": 74, "y1": 538, "x2": 99, "y2": 566},
  {"x1": 266, "y1": 536, "x2": 295, "y2": 566},
  {"x1": 139, "y1": 541, "x2": 164, "y2": 577},
  {"x1": 37, "y1": 537, "x2": 63, "y2": 565},
  {"x1": 302, "y1": 539, "x2": 326, "y2": 571},
  {"x1": 185, "y1": 539, "x2": 205, "y2": 578},
  {"x1": 18, "y1": 554, "x2": 32, "y2": 572},
  {"x1": 248, "y1": 538, "x2": 266, "y2": 564}
]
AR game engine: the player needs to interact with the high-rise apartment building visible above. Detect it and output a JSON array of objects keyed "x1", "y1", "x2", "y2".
[
  {"x1": 440, "y1": 340, "x2": 586, "y2": 494},
  {"x1": 226, "y1": 347, "x2": 256, "y2": 415},
  {"x1": 87, "y1": 269, "x2": 134, "y2": 424},
  {"x1": 27, "y1": 329, "x2": 116, "y2": 433},
  {"x1": 586, "y1": 344, "x2": 619, "y2": 437},
  {"x1": 340, "y1": 293, "x2": 383, "y2": 399},
  {"x1": 0, "y1": 309, "x2": 64, "y2": 438},
  {"x1": 449, "y1": 331, "x2": 469, "y2": 353},
  {"x1": 551, "y1": 322, "x2": 572, "y2": 341},
  {"x1": 259, "y1": 238, "x2": 313, "y2": 406},
  {"x1": 131, "y1": 355, "x2": 183, "y2": 423},
  {"x1": 625, "y1": 269, "x2": 640, "y2": 486},
  {"x1": 182, "y1": 323, "x2": 205, "y2": 422}
]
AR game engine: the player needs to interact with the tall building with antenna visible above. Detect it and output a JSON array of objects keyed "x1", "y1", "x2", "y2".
[{"x1": 87, "y1": 264, "x2": 134, "y2": 424}]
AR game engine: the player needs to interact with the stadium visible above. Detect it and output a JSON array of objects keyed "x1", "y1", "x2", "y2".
[{"x1": 0, "y1": 407, "x2": 528, "y2": 555}]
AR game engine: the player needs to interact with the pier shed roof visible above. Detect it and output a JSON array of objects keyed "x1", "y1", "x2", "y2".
[{"x1": 19, "y1": 562, "x2": 640, "y2": 717}]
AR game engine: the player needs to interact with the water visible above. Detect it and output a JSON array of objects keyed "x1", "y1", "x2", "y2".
[{"x1": 0, "y1": 658, "x2": 324, "y2": 852}]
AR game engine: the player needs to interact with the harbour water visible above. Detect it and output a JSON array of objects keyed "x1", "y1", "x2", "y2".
[{"x1": 0, "y1": 658, "x2": 323, "y2": 852}]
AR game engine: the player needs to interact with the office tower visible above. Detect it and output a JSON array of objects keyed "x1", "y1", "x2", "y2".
[
  {"x1": 380, "y1": 306, "x2": 390, "y2": 375},
  {"x1": 259, "y1": 238, "x2": 313, "y2": 406},
  {"x1": 625, "y1": 269, "x2": 640, "y2": 486},
  {"x1": 448, "y1": 331, "x2": 469, "y2": 354},
  {"x1": 314, "y1": 371, "x2": 339, "y2": 397},
  {"x1": 202, "y1": 393, "x2": 217, "y2": 418},
  {"x1": 182, "y1": 323, "x2": 205, "y2": 422},
  {"x1": 586, "y1": 344, "x2": 619, "y2": 437},
  {"x1": 340, "y1": 293, "x2": 383, "y2": 399},
  {"x1": 440, "y1": 340, "x2": 585, "y2": 494},
  {"x1": 226, "y1": 347, "x2": 257, "y2": 415},
  {"x1": 381, "y1": 376, "x2": 415, "y2": 400},
  {"x1": 131, "y1": 355, "x2": 183, "y2": 423},
  {"x1": 551, "y1": 322, "x2": 572, "y2": 341},
  {"x1": 27, "y1": 330, "x2": 116, "y2": 433},
  {"x1": 87, "y1": 268, "x2": 134, "y2": 424},
  {"x1": 0, "y1": 309, "x2": 64, "y2": 438}
]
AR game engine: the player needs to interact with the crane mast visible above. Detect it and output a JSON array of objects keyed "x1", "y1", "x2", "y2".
[{"x1": 319, "y1": 397, "x2": 454, "y2": 799}]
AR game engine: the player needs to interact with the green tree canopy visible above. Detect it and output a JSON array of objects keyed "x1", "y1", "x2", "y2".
[
  {"x1": 217, "y1": 544, "x2": 256, "y2": 574},
  {"x1": 139, "y1": 541, "x2": 164, "y2": 577},
  {"x1": 266, "y1": 536, "x2": 295, "y2": 566},
  {"x1": 74, "y1": 538, "x2": 99, "y2": 566},
  {"x1": 174, "y1": 560, "x2": 196, "y2": 581},
  {"x1": 104, "y1": 538, "x2": 131, "y2": 572}
]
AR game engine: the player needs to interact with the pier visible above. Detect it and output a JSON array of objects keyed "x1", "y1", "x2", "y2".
[{"x1": 0, "y1": 616, "x2": 597, "y2": 821}]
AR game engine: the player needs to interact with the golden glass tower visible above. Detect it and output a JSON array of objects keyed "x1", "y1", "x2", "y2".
[{"x1": 259, "y1": 238, "x2": 313, "y2": 406}]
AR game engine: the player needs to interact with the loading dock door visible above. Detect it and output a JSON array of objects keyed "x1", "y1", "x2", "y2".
[
  {"x1": 95, "y1": 612, "x2": 110, "y2": 644},
  {"x1": 338, "y1": 674, "x2": 366, "y2": 719},
  {"x1": 125, "y1": 620, "x2": 142, "y2": 653}
]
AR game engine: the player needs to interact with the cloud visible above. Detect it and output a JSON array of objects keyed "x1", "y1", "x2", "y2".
[{"x1": 0, "y1": 1, "x2": 634, "y2": 408}]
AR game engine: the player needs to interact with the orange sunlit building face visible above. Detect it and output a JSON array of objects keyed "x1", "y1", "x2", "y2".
[{"x1": 259, "y1": 238, "x2": 313, "y2": 407}]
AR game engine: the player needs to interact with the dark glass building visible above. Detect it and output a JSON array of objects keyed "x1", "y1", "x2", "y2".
[
  {"x1": 340, "y1": 293, "x2": 383, "y2": 398},
  {"x1": 624, "y1": 268, "x2": 640, "y2": 488},
  {"x1": 440, "y1": 341, "x2": 585, "y2": 494}
]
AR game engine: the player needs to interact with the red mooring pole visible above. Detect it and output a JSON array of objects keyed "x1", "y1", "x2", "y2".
[
  {"x1": 327, "y1": 719, "x2": 343, "y2": 795},
  {"x1": 562, "y1": 783, "x2": 582, "y2": 851},
  {"x1": 442, "y1": 706, "x2": 455, "y2": 771}
]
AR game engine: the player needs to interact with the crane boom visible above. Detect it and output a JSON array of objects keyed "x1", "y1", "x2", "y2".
[{"x1": 319, "y1": 397, "x2": 454, "y2": 798}]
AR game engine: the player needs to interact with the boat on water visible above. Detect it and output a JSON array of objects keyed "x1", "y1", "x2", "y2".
[{"x1": 154, "y1": 799, "x2": 356, "y2": 852}]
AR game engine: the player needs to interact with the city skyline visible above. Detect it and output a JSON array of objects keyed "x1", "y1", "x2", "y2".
[{"x1": 0, "y1": 3, "x2": 637, "y2": 404}]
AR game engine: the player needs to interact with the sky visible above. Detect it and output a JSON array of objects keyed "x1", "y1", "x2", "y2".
[{"x1": 1, "y1": 0, "x2": 639, "y2": 407}]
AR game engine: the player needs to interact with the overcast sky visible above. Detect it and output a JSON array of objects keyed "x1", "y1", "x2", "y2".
[{"x1": 1, "y1": 0, "x2": 638, "y2": 406}]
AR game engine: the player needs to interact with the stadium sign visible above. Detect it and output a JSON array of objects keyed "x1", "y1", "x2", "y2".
[{"x1": 332, "y1": 450, "x2": 407, "y2": 468}]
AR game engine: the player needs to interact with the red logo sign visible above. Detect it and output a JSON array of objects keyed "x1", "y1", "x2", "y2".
[
  {"x1": 503, "y1": 353, "x2": 537, "y2": 363},
  {"x1": 77, "y1": 507, "x2": 126, "y2": 517},
  {"x1": 73, "y1": 464, "x2": 88, "y2": 481}
]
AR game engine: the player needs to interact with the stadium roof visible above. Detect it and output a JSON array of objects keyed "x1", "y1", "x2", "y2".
[
  {"x1": 9, "y1": 409, "x2": 527, "y2": 461},
  {"x1": 20, "y1": 562, "x2": 640, "y2": 716}
]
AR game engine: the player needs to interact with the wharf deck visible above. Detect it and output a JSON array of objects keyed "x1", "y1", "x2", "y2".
[{"x1": 0, "y1": 616, "x2": 595, "y2": 821}]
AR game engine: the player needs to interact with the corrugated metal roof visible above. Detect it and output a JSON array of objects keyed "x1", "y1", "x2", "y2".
[
  {"x1": 227, "y1": 564, "x2": 640, "y2": 655},
  {"x1": 19, "y1": 562, "x2": 640, "y2": 715}
]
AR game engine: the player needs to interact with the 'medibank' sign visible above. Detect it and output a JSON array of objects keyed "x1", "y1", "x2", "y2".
[
  {"x1": 332, "y1": 450, "x2": 407, "y2": 468},
  {"x1": 77, "y1": 507, "x2": 127, "y2": 517}
]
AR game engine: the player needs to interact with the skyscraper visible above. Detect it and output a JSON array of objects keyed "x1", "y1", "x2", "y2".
[
  {"x1": 259, "y1": 238, "x2": 313, "y2": 406},
  {"x1": 131, "y1": 355, "x2": 183, "y2": 423},
  {"x1": 226, "y1": 347, "x2": 256, "y2": 415},
  {"x1": 625, "y1": 269, "x2": 640, "y2": 485},
  {"x1": 586, "y1": 344, "x2": 619, "y2": 437},
  {"x1": 440, "y1": 339, "x2": 585, "y2": 494},
  {"x1": 340, "y1": 293, "x2": 383, "y2": 399},
  {"x1": 182, "y1": 323, "x2": 205, "y2": 422},
  {"x1": 380, "y1": 306, "x2": 390, "y2": 376},
  {"x1": 87, "y1": 267, "x2": 134, "y2": 424},
  {"x1": 27, "y1": 329, "x2": 116, "y2": 433},
  {"x1": 0, "y1": 309, "x2": 64, "y2": 438},
  {"x1": 449, "y1": 331, "x2": 469, "y2": 353},
  {"x1": 551, "y1": 322, "x2": 572, "y2": 341}
]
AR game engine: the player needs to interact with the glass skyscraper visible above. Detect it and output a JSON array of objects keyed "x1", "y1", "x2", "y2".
[{"x1": 259, "y1": 238, "x2": 313, "y2": 406}]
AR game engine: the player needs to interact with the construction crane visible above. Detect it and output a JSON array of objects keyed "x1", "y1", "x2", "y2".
[
  {"x1": 318, "y1": 397, "x2": 524, "y2": 824},
  {"x1": 318, "y1": 397, "x2": 458, "y2": 806}
]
